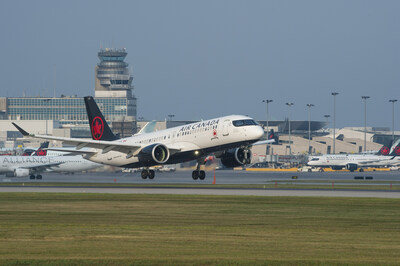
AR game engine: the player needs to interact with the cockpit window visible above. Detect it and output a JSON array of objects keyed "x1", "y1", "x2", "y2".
[
  {"x1": 310, "y1": 158, "x2": 320, "y2": 161},
  {"x1": 232, "y1": 119, "x2": 258, "y2": 127}
]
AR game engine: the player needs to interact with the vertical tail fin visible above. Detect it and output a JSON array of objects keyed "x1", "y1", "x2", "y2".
[
  {"x1": 375, "y1": 139, "x2": 393, "y2": 156},
  {"x1": 389, "y1": 138, "x2": 400, "y2": 156},
  {"x1": 268, "y1": 129, "x2": 278, "y2": 143},
  {"x1": 84, "y1": 96, "x2": 118, "y2": 141},
  {"x1": 31, "y1": 141, "x2": 49, "y2": 156}
]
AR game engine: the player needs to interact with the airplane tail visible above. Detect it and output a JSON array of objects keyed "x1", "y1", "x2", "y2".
[
  {"x1": 84, "y1": 96, "x2": 118, "y2": 141},
  {"x1": 389, "y1": 138, "x2": 400, "y2": 156},
  {"x1": 268, "y1": 129, "x2": 278, "y2": 143},
  {"x1": 376, "y1": 140, "x2": 393, "y2": 156},
  {"x1": 31, "y1": 141, "x2": 49, "y2": 156}
]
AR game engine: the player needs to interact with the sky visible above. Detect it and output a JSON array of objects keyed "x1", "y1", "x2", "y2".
[{"x1": 0, "y1": 0, "x2": 399, "y2": 128}]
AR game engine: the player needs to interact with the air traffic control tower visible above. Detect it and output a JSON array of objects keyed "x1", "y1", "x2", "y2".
[
  {"x1": 95, "y1": 48, "x2": 135, "y2": 99},
  {"x1": 94, "y1": 48, "x2": 137, "y2": 136}
]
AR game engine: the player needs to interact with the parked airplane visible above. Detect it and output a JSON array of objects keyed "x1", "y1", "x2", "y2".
[
  {"x1": 307, "y1": 139, "x2": 400, "y2": 172},
  {"x1": 0, "y1": 142, "x2": 102, "y2": 179},
  {"x1": 13, "y1": 96, "x2": 273, "y2": 180}
]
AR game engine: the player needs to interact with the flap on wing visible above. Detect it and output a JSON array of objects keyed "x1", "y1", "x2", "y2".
[{"x1": 45, "y1": 147, "x2": 97, "y2": 155}]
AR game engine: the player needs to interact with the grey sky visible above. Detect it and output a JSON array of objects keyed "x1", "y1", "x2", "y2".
[{"x1": 0, "y1": 0, "x2": 399, "y2": 128}]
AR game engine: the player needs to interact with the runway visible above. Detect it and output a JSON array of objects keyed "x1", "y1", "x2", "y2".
[
  {"x1": 0, "y1": 185, "x2": 400, "y2": 198},
  {"x1": 1, "y1": 170, "x2": 400, "y2": 198},
  {"x1": 1, "y1": 169, "x2": 400, "y2": 184}
]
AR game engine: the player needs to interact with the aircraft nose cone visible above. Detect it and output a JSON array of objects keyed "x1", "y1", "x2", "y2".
[{"x1": 254, "y1": 126, "x2": 264, "y2": 139}]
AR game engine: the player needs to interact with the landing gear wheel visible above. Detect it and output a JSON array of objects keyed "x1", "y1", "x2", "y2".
[
  {"x1": 29, "y1": 174, "x2": 35, "y2": 180},
  {"x1": 148, "y1": 170, "x2": 155, "y2": 179},
  {"x1": 141, "y1": 170, "x2": 149, "y2": 179},
  {"x1": 192, "y1": 171, "x2": 199, "y2": 180},
  {"x1": 359, "y1": 168, "x2": 364, "y2": 172},
  {"x1": 36, "y1": 175, "x2": 42, "y2": 180},
  {"x1": 199, "y1": 170, "x2": 206, "y2": 180}
]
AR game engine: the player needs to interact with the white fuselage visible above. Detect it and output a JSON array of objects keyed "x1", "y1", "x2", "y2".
[
  {"x1": 0, "y1": 155, "x2": 101, "y2": 176},
  {"x1": 86, "y1": 115, "x2": 264, "y2": 168},
  {"x1": 307, "y1": 154, "x2": 400, "y2": 168}
]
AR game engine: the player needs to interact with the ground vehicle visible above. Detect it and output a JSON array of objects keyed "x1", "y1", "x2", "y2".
[{"x1": 297, "y1": 166, "x2": 324, "y2": 172}]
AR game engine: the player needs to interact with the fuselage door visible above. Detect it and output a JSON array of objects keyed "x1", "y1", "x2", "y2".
[{"x1": 222, "y1": 120, "x2": 230, "y2": 136}]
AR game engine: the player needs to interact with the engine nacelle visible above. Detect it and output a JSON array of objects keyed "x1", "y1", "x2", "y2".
[
  {"x1": 346, "y1": 163, "x2": 358, "y2": 172},
  {"x1": 138, "y1": 143, "x2": 170, "y2": 166},
  {"x1": 10, "y1": 168, "x2": 30, "y2": 177},
  {"x1": 220, "y1": 148, "x2": 252, "y2": 168},
  {"x1": 331, "y1": 166, "x2": 343, "y2": 171}
]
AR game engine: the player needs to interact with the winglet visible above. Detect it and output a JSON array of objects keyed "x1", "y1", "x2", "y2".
[{"x1": 12, "y1": 122, "x2": 30, "y2": 136}]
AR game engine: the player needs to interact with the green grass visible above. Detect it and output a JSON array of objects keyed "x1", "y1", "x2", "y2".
[{"x1": 0, "y1": 193, "x2": 400, "y2": 265}]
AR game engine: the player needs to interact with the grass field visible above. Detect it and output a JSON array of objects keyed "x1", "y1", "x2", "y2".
[{"x1": 0, "y1": 193, "x2": 400, "y2": 265}]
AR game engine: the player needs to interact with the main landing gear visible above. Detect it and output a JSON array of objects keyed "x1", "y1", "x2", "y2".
[
  {"x1": 141, "y1": 169, "x2": 155, "y2": 180},
  {"x1": 192, "y1": 158, "x2": 206, "y2": 180},
  {"x1": 192, "y1": 170, "x2": 205, "y2": 180},
  {"x1": 29, "y1": 174, "x2": 42, "y2": 180}
]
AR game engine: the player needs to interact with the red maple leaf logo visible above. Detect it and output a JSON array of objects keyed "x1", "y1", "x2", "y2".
[
  {"x1": 36, "y1": 149, "x2": 47, "y2": 156},
  {"x1": 92, "y1": 117, "x2": 104, "y2": 140},
  {"x1": 380, "y1": 146, "x2": 389, "y2": 155},
  {"x1": 395, "y1": 146, "x2": 400, "y2": 155},
  {"x1": 213, "y1": 129, "x2": 217, "y2": 137}
]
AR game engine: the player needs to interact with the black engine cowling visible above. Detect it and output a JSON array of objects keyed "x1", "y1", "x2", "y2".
[
  {"x1": 138, "y1": 144, "x2": 170, "y2": 166},
  {"x1": 220, "y1": 148, "x2": 252, "y2": 168},
  {"x1": 346, "y1": 163, "x2": 358, "y2": 172}
]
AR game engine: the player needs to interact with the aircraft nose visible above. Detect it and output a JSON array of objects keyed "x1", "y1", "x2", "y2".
[{"x1": 254, "y1": 126, "x2": 264, "y2": 140}]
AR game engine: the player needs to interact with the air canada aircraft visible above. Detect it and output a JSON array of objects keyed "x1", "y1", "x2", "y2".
[
  {"x1": 0, "y1": 142, "x2": 101, "y2": 179},
  {"x1": 307, "y1": 139, "x2": 400, "y2": 172},
  {"x1": 13, "y1": 96, "x2": 274, "y2": 180}
]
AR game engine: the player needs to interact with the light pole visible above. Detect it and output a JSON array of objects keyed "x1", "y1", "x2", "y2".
[
  {"x1": 42, "y1": 99, "x2": 52, "y2": 135},
  {"x1": 324, "y1": 114, "x2": 330, "y2": 126},
  {"x1": 307, "y1": 104, "x2": 314, "y2": 154},
  {"x1": 286, "y1": 102, "x2": 294, "y2": 155},
  {"x1": 362, "y1": 96, "x2": 370, "y2": 152},
  {"x1": 389, "y1": 99, "x2": 397, "y2": 141},
  {"x1": 262, "y1": 100, "x2": 273, "y2": 134},
  {"x1": 331, "y1": 92, "x2": 339, "y2": 154},
  {"x1": 262, "y1": 100, "x2": 273, "y2": 157}
]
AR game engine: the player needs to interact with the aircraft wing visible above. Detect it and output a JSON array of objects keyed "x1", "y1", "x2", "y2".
[
  {"x1": 45, "y1": 147, "x2": 97, "y2": 155},
  {"x1": 13, "y1": 122, "x2": 142, "y2": 155},
  {"x1": 252, "y1": 139, "x2": 275, "y2": 146},
  {"x1": 20, "y1": 162, "x2": 63, "y2": 172},
  {"x1": 358, "y1": 156, "x2": 396, "y2": 165}
]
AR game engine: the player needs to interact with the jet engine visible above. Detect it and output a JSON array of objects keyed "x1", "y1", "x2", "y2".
[
  {"x1": 345, "y1": 163, "x2": 358, "y2": 172},
  {"x1": 13, "y1": 168, "x2": 30, "y2": 177},
  {"x1": 138, "y1": 143, "x2": 170, "y2": 166},
  {"x1": 220, "y1": 148, "x2": 252, "y2": 168}
]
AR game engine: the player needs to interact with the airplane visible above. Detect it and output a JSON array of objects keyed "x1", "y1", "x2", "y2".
[
  {"x1": 13, "y1": 96, "x2": 274, "y2": 180},
  {"x1": 0, "y1": 142, "x2": 102, "y2": 180},
  {"x1": 307, "y1": 139, "x2": 400, "y2": 172}
]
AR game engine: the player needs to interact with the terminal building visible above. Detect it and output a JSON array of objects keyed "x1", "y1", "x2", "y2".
[{"x1": 0, "y1": 48, "x2": 137, "y2": 145}]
